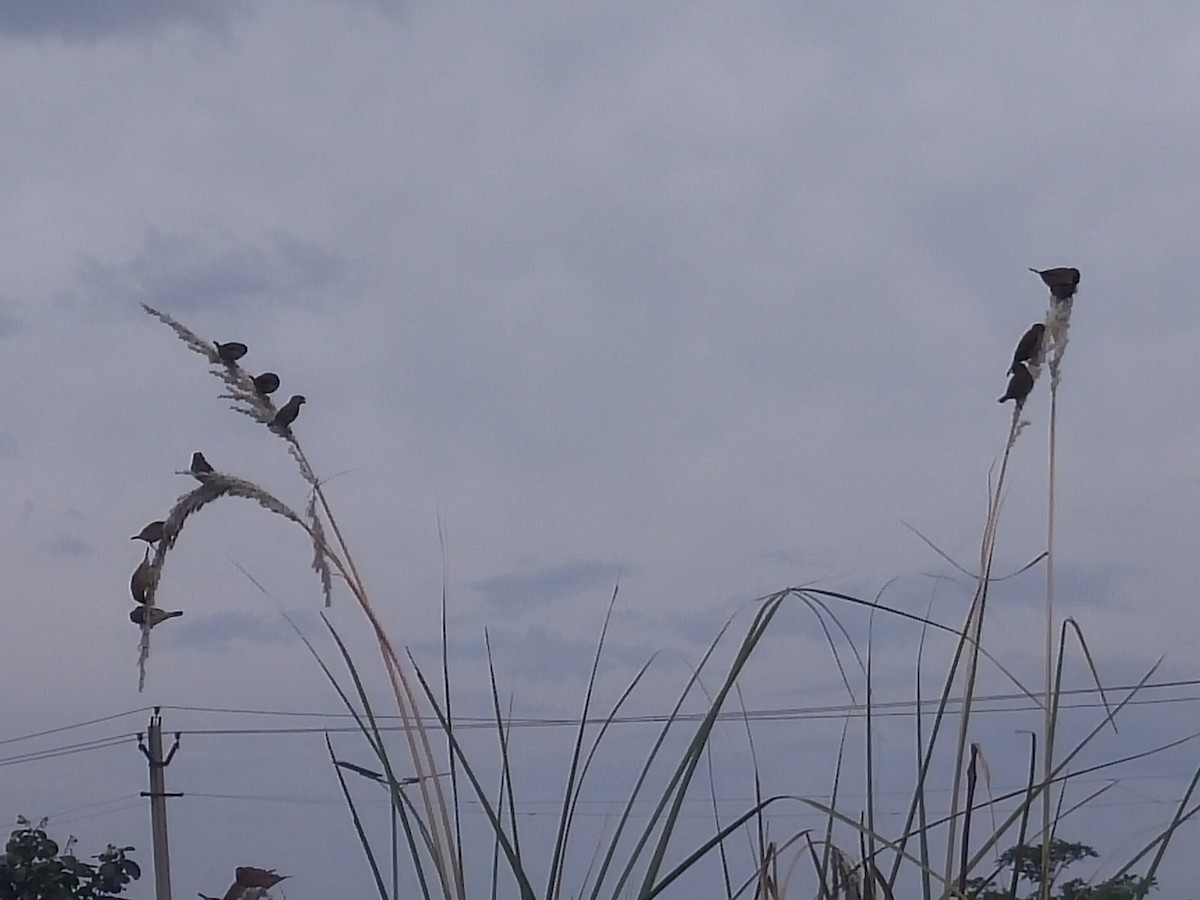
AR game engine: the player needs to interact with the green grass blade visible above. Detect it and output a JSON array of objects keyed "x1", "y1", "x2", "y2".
[
  {"x1": 547, "y1": 584, "x2": 620, "y2": 900},
  {"x1": 405, "y1": 650, "x2": 540, "y2": 900},
  {"x1": 590, "y1": 614, "x2": 737, "y2": 900},
  {"x1": 327, "y1": 733, "x2": 390, "y2": 900},
  {"x1": 637, "y1": 597, "x2": 786, "y2": 897}
]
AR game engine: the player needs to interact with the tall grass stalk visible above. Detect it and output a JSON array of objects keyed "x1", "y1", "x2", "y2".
[{"x1": 1041, "y1": 296, "x2": 1072, "y2": 894}]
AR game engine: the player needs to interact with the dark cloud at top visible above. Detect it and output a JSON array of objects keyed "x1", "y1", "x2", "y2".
[
  {"x1": 0, "y1": 0, "x2": 238, "y2": 42},
  {"x1": 472, "y1": 560, "x2": 622, "y2": 609}
]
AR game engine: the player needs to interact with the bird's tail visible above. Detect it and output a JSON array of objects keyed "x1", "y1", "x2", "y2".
[
  {"x1": 1028, "y1": 267, "x2": 1040, "y2": 274},
  {"x1": 165, "y1": 610, "x2": 183, "y2": 619}
]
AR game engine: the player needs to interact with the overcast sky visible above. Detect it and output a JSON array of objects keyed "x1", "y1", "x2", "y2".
[{"x1": 5, "y1": 3, "x2": 1200, "y2": 898}]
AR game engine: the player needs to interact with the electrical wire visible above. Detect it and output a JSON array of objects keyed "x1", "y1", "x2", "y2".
[
  {"x1": 0, "y1": 709, "x2": 149, "y2": 748},
  {"x1": 157, "y1": 677, "x2": 1200, "y2": 728},
  {"x1": 166, "y1": 693, "x2": 1200, "y2": 736},
  {"x1": 5, "y1": 679, "x2": 1200, "y2": 752},
  {"x1": 0, "y1": 734, "x2": 135, "y2": 768}
]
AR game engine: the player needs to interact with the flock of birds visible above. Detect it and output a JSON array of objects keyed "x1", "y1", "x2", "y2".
[
  {"x1": 997, "y1": 266, "x2": 1081, "y2": 407},
  {"x1": 127, "y1": 339, "x2": 308, "y2": 631}
]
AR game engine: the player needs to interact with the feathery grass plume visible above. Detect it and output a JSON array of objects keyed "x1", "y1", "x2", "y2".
[
  {"x1": 135, "y1": 472, "x2": 338, "y2": 691},
  {"x1": 144, "y1": 305, "x2": 463, "y2": 891},
  {"x1": 307, "y1": 488, "x2": 334, "y2": 607}
]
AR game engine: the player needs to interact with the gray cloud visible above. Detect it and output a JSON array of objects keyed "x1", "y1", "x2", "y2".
[
  {"x1": 0, "y1": 1, "x2": 237, "y2": 42},
  {"x1": 74, "y1": 229, "x2": 348, "y2": 315},
  {"x1": 40, "y1": 535, "x2": 90, "y2": 558},
  {"x1": 163, "y1": 610, "x2": 295, "y2": 651},
  {"x1": 471, "y1": 560, "x2": 622, "y2": 609}
]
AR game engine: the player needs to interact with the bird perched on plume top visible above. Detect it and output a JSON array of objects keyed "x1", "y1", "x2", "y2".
[
  {"x1": 131, "y1": 520, "x2": 165, "y2": 545},
  {"x1": 252, "y1": 372, "x2": 281, "y2": 395},
  {"x1": 1029, "y1": 267, "x2": 1080, "y2": 302},
  {"x1": 998, "y1": 362, "x2": 1035, "y2": 406},
  {"x1": 270, "y1": 395, "x2": 305, "y2": 431},
  {"x1": 200, "y1": 867, "x2": 290, "y2": 900},
  {"x1": 1008, "y1": 323, "x2": 1046, "y2": 375},
  {"x1": 130, "y1": 549, "x2": 153, "y2": 605},
  {"x1": 214, "y1": 341, "x2": 248, "y2": 364},
  {"x1": 129, "y1": 606, "x2": 182, "y2": 628},
  {"x1": 190, "y1": 451, "x2": 214, "y2": 478},
  {"x1": 235, "y1": 867, "x2": 289, "y2": 890}
]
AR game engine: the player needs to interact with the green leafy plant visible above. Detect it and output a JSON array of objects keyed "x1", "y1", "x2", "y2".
[{"x1": 0, "y1": 820, "x2": 139, "y2": 900}]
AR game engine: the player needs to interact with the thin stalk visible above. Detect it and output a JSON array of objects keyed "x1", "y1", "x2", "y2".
[
  {"x1": 943, "y1": 418, "x2": 1018, "y2": 890},
  {"x1": 1041, "y1": 355, "x2": 1059, "y2": 898}
]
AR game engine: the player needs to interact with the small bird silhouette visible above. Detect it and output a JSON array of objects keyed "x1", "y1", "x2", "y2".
[
  {"x1": 235, "y1": 867, "x2": 289, "y2": 890},
  {"x1": 129, "y1": 606, "x2": 182, "y2": 628},
  {"x1": 190, "y1": 452, "x2": 214, "y2": 476},
  {"x1": 130, "y1": 549, "x2": 153, "y2": 605},
  {"x1": 1029, "y1": 267, "x2": 1080, "y2": 301},
  {"x1": 1008, "y1": 323, "x2": 1046, "y2": 375},
  {"x1": 998, "y1": 363, "x2": 1035, "y2": 406},
  {"x1": 252, "y1": 372, "x2": 281, "y2": 395},
  {"x1": 214, "y1": 341, "x2": 248, "y2": 364},
  {"x1": 270, "y1": 395, "x2": 306, "y2": 431},
  {"x1": 131, "y1": 520, "x2": 165, "y2": 545}
]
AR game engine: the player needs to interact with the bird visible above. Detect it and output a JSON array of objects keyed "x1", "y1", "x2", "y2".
[
  {"x1": 190, "y1": 451, "x2": 214, "y2": 477},
  {"x1": 235, "y1": 867, "x2": 289, "y2": 890},
  {"x1": 998, "y1": 362, "x2": 1035, "y2": 406},
  {"x1": 130, "y1": 550, "x2": 153, "y2": 605},
  {"x1": 1008, "y1": 323, "x2": 1046, "y2": 375},
  {"x1": 214, "y1": 341, "x2": 248, "y2": 364},
  {"x1": 270, "y1": 395, "x2": 306, "y2": 431},
  {"x1": 129, "y1": 606, "x2": 182, "y2": 628},
  {"x1": 1029, "y1": 267, "x2": 1080, "y2": 301},
  {"x1": 252, "y1": 372, "x2": 281, "y2": 395},
  {"x1": 130, "y1": 520, "x2": 165, "y2": 545}
]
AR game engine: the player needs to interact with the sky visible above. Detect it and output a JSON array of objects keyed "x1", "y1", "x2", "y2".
[{"x1": 4, "y1": 2, "x2": 1200, "y2": 898}]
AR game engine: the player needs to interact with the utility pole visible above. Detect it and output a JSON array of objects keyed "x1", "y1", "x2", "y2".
[{"x1": 139, "y1": 708, "x2": 182, "y2": 900}]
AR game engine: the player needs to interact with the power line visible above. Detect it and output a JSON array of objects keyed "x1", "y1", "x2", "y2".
[
  {"x1": 0, "y1": 734, "x2": 135, "y2": 768},
  {"x1": 4, "y1": 676, "x2": 1200, "y2": 768},
  {"x1": 164, "y1": 694, "x2": 1200, "y2": 737},
  {"x1": 0, "y1": 709, "x2": 149, "y2": 748},
  {"x1": 156, "y1": 677, "x2": 1200, "y2": 728}
]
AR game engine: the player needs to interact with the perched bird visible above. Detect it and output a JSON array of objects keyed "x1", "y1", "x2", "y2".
[
  {"x1": 204, "y1": 867, "x2": 290, "y2": 900},
  {"x1": 998, "y1": 362, "x2": 1035, "y2": 406},
  {"x1": 252, "y1": 372, "x2": 281, "y2": 395},
  {"x1": 214, "y1": 341, "x2": 248, "y2": 364},
  {"x1": 1008, "y1": 323, "x2": 1046, "y2": 375},
  {"x1": 235, "y1": 867, "x2": 289, "y2": 890},
  {"x1": 1029, "y1": 267, "x2": 1080, "y2": 301},
  {"x1": 131, "y1": 520, "x2": 165, "y2": 545},
  {"x1": 129, "y1": 606, "x2": 182, "y2": 628},
  {"x1": 190, "y1": 451, "x2": 214, "y2": 476},
  {"x1": 130, "y1": 549, "x2": 153, "y2": 605},
  {"x1": 270, "y1": 394, "x2": 306, "y2": 431}
]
